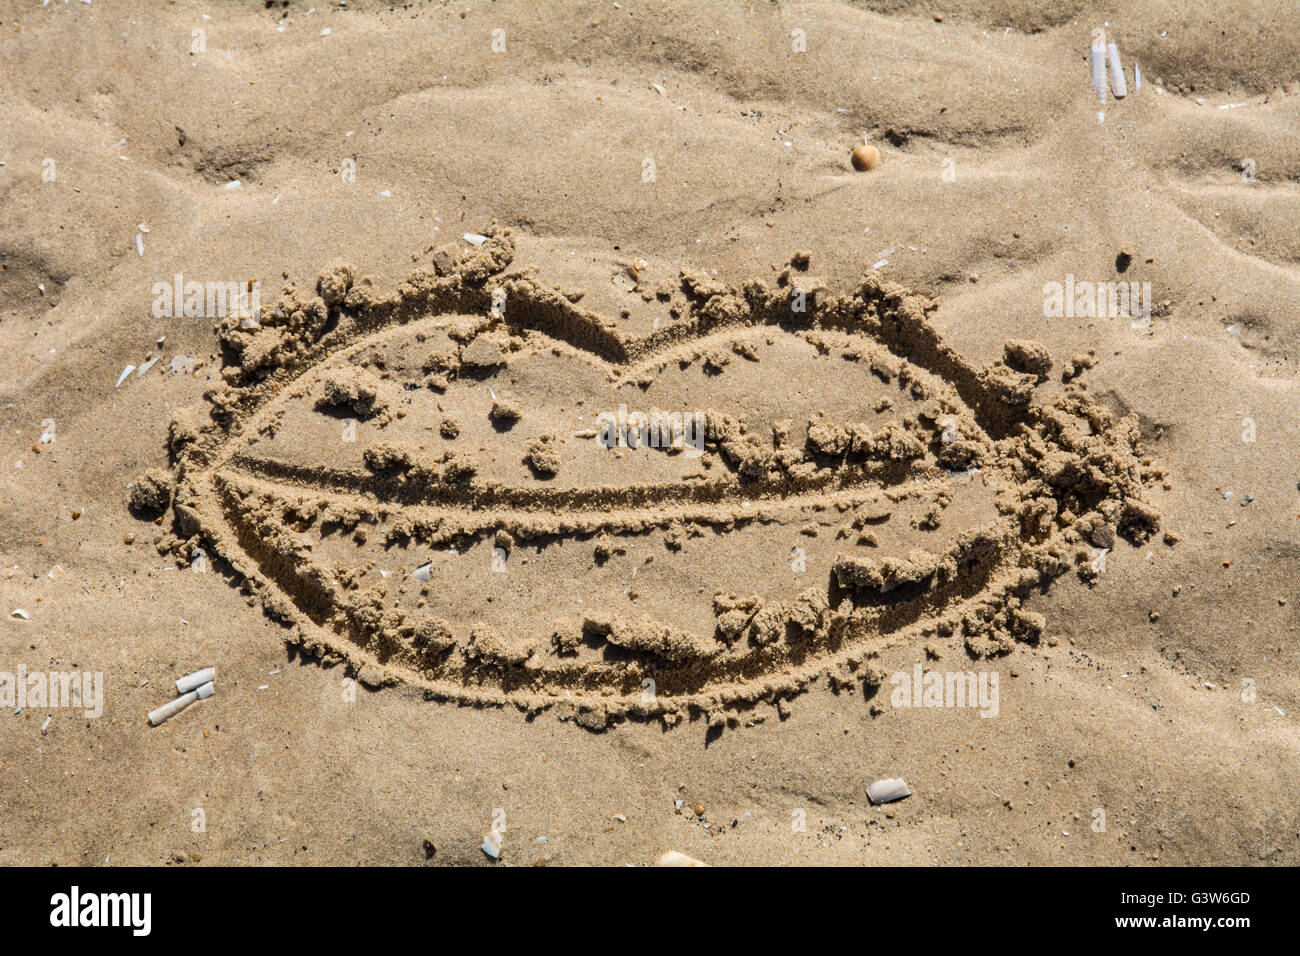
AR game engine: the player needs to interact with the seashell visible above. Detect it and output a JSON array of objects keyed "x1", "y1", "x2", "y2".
[
  {"x1": 411, "y1": 562, "x2": 432, "y2": 582},
  {"x1": 851, "y1": 143, "x2": 881, "y2": 172},
  {"x1": 1107, "y1": 42, "x2": 1127, "y2": 99},
  {"x1": 481, "y1": 829, "x2": 503, "y2": 860},
  {"x1": 867, "y1": 777, "x2": 912, "y2": 805},
  {"x1": 1090, "y1": 37, "x2": 1107, "y2": 103}
]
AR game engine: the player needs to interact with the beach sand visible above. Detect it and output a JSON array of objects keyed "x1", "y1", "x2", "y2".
[{"x1": 1, "y1": 0, "x2": 1298, "y2": 866}]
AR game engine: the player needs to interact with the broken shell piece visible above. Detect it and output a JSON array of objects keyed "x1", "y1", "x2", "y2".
[
  {"x1": 463, "y1": 233, "x2": 488, "y2": 246},
  {"x1": 10, "y1": 609, "x2": 30, "y2": 620},
  {"x1": 1090, "y1": 37, "x2": 1107, "y2": 103},
  {"x1": 170, "y1": 355, "x2": 197, "y2": 374},
  {"x1": 176, "y1": 667, "x2": 215, "y2": 694},
  {"x1": 239, "y1": 316, "x2": 261, "y2": 330},
  {"x1": 411, "y1": 562, "x2": 432, "y2": 582},
  {"x1": 137, "y1": 356, "x2": 160, "y2": 377},
  {"x1": 1134, "y1": 62, "x2": 1142, "y2": 93},
  {"x1": 656, "y1": 850, "x2": 708, "y2": 867},
  {"x1": 481, "y1": 829, "x2": 503, "y2": 860},
  {"x1": 1106, "y1": 42, "x2": 1127, "y2": 98},
  {"x1": 867, "y1": 777, "x2": 912, "y2": 805},
  {"x1": 116, "y1": 365, "x2": 136, "y2": 388},
  {"x1": 195, "y1": 681, "x2": 214, "y2": 700}
]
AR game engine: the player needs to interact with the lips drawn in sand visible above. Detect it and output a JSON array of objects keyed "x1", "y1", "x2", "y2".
[{"x1": 158, "y1": 228, "x2": 1163, "y2": 728}]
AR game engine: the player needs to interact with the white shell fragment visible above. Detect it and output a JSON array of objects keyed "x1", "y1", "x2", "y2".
[
  {"x1": 135, "y1": 233, "x2": 144, "y2": 257},
  {"x1": 462, "y1": 232, "x2": 488, "y2": 246},
  {"x1": 115, "y1": 365, "x2": 136, "y2": 388},
  {"x1": 1106, "y1": 42, "x2": 1127, "y2": 99},
  {"x1": 137, "y1": 356, "x2": 159, "y2": 377},
  {"x1": 656, "y1": 850, "x2": 708, "y2": 867},
  {"x1": 867, "y1": 778, "x2": 912, "y2": 805},
  {"x1": 1090, "y1": 38, "x2": 1107, "y2": 103},
  {"x1": 176, "y1": 667, "x2": 215, "y2": 694},
  {"x1": 1134, "y1": 62, "x2": 1142, "y2": 93},
  {"x1": 411, "y1": 562, "x2": 432, "y2": 582},
  {"x1": 11, "y1": 608, "x2": 30, "y2": 620},
  {"x1": 481, "y1": 829, "x2": 503, "y2": 860}
]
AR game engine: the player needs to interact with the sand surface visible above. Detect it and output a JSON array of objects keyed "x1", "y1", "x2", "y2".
[{"x1": 2, "y1": 0, "x2": 1298, "y2": 866}]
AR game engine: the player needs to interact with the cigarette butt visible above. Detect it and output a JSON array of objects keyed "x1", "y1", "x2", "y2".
[
  {"x1": 176, "y1": 667, "x2": 215, "y2": 694},
  {"x1": 1090, "y1": 40, "x2": 1107, "y2": 103},
  {"x1": 1107, "y1": 42, "x2": 1127, "y2": 98},
  {"x1": 149, "y1": 691, "x2": 198, "y2": 726}
]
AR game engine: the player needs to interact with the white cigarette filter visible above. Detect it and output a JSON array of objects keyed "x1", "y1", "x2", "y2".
[
  {"x1": 1107, "y1": 42, "x2": 1127, "y2": 99},
  {"x1": 148, "y1": 691, "x2": 198, "y2": 726},
  {"x1": 176, "y1": 667, "x2": 215, "y2": 694},
  {"x1": 1090, "y1": 39, "x2": 1107, "y2": 103}
]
